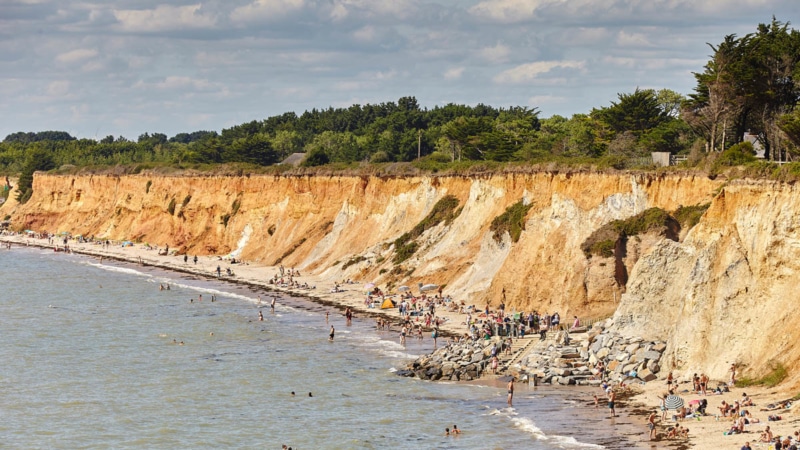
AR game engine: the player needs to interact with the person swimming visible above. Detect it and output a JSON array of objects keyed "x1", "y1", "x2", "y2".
[{"x1": 258, "y1": 311, "x2": 263, "y2": 321}]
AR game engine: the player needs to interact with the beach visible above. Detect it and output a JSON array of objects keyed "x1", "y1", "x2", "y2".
[{"x1": 3, "y1": 233, "x2": 798, "y2": 449}]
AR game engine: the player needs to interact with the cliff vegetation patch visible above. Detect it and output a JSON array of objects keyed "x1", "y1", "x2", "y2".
[
  {"x1": 490, "y1": 200, "x2": 534, "y2": 244},
  {"x1": 392, "y1": 195, "x2": 460, "y2": 264},
  {"x1": 673, "y1": 203, "x2": 710, "y2": 229},
  {"x1": 581, "y1": 207, "x2": 680, "y2": 258}
]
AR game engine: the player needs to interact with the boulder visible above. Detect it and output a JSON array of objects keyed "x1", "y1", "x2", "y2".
[
  {"x1": 637, "y1": 368, "x2": 658, "y2": 382},
  {"x1": 652, "y1": 343, "x2": 667, "y2": 352},
  {"x1": 642, "y1": 351, "x2": 661, "y2": 362},
  {"x1": 596, "y1": 348, "x2": 609, "y2": 359}
]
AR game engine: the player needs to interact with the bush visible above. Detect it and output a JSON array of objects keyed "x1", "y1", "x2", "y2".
[
  {"x1": 167, "y1": 198, "x2": 176, "y2": 215},
  {"x1": 581, "y1": 207, "x2": 679, "y2": 257},
  {"x1": 673, "y1": 204, "x2": 710, "y2": 229},
  {"x1": 716, "y1": 142, "x2": 756, "y2": 167},
  {"x1": 490, "y1": 200, "x2": 534, "y2": 243},
  {"x1": 145, "y1": 180, "x2": 152, "y2": 194},
  {"x1": 182, "y1": 194, "x2": 192, "y2": 207},
  {"x1": 369, "y1": 151, "x2": 391, "y2": 163},
  {"x1": 231, "y1": 198, "x2": 241, "y2": 216},
  {"x1": 301, "y1": 148, "x2": 330, "y2": 167},
  {"x1": 392, "y1": 195, "x2": 460, "y2": 264},
  {"x1": 342, "y1": 255, "x2": 366, "y2": 270}
]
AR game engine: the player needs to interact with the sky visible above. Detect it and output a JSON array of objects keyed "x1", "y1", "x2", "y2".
[{"x1": 0, "y1": 0, "x2": 796, "y2": 140}]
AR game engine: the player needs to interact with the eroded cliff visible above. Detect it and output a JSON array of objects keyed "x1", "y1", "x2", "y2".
[{"x1": 2, "y1": 171, "x2": 719, "y2": 321}]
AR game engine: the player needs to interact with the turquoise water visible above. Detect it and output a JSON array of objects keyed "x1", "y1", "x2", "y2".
[{"x1": 0, "y1": 247, "x2": 650, "y2": 449}]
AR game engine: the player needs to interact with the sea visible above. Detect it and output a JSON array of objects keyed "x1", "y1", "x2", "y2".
[{"x1": 0, "y1": 246, "x2": 661, "y2": 449}]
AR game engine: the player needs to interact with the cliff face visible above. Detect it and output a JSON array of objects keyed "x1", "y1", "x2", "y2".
[
  {"x1": 612, "y1": 180, "x2": 800, "y2": 381},
  {"x1": 2, "y1": 172, "x2": 718, "y2": 320},
  {"x1": 6, "y1": 171, "x2": 799, "y2": 382}
]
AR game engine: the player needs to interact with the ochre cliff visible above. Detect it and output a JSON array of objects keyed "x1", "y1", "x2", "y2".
[
  {"x1": 5, "y1": 171, "x2": 798, "y2": 383},
  {"x1": 2, "y1": 172, "x2": 718, "y2": 320},
  {"x1": 612, "y1": 179, "x2": 800, "y2": 383}
]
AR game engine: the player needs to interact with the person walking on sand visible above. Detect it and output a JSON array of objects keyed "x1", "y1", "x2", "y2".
[
  {"x1": 648, "y1": 412, "x2": 657, "y2": 440},
  {"x1": 607, "y1": 388, "x2": 616, "y2": 418},
  {"x1": 329, "y1": 325, "x2": 335, "y2": 341},
  {"x1": 507, "y1": 378, "x2": 514, "y2": 406}
]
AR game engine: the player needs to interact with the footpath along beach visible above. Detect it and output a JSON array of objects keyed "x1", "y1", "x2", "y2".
[{"x1": 3, "y1": 233, "x2": 800, "y2": 449}]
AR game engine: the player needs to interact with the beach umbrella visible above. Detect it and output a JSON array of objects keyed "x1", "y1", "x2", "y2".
[
  {"x1": 397, "y1": 285, "x2": 411, "y2": 292},
  {"x1": 664, "y1": 395, "x2": 685, "y2": 410},
  {"x1": 420, "y1": 283, "x2": 439, "y2": 292}
]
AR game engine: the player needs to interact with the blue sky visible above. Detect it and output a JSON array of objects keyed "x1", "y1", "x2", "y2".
[{"x1": 0, "y1": 0, "x2": 796, "y2": 139}]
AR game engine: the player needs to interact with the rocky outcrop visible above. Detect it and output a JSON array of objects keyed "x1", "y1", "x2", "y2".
[
  {"x1": 519, "y1": 321, "x2": 666, "y2": 386},
  {"x1": 399, "y1": 340, "x2": 500, "y2": 381}
]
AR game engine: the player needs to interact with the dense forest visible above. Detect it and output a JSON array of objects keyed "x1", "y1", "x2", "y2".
[{"x1": 2, "y1": 19, "x2": 799, "y2": 204}]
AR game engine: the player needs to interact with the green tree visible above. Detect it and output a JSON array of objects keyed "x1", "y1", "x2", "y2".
[{"x1": 16, "y1": 147, "x2": 55, "y2": 204}]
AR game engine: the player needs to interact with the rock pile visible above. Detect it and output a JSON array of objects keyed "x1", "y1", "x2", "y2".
[
  {"x1": 398, "y1": 339, "x2": 498, "y2": 381},
  {"x1": 521, "y1": 321, "x2": 666, "y2": 386}
]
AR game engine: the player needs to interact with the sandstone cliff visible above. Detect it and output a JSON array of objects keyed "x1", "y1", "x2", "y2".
[
  {"x1": 612, "y1": 179, "x2": 800, "y2": 382},
  {"x1": 1, "y1": 172, "x2": 718, "y2": 320}
]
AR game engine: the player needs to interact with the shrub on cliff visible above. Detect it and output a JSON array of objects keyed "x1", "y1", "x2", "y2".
[
  {"x1": 392, "y1": 195, "x2": 460, "y2": 264},
  {"x1": 16, "y1": 147, "x2": 55, "y2": 204},
  {"x1": 715, "y1": 142, "x2": 757, "y2": 167},
  {"x1": 581, "y1": 207, "x2": 680, "y2": 257},
  {"x1": 490, "y1": 200, "x2": 534, "y2": 244}
]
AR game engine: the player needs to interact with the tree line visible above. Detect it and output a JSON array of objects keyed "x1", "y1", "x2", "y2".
[{"x1": 2, "y1": 18, "x2": 799, "y2": 203}]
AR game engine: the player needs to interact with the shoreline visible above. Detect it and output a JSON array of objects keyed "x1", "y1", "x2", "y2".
[{"x1": 0, "y1": 234, "x2": 468, "y2": 340}]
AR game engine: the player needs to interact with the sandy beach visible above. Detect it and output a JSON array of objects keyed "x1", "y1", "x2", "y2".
[
  {"x1": 4, "y1": 233, "x2": 799, "y2": 450},
  {"x1": 0, "y1": 234, "x2": 473, "y2": 338}
]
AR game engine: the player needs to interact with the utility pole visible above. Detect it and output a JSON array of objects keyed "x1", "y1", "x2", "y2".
[{"x1": 417, "y1": 129, "x2": 421, "y2": 159}]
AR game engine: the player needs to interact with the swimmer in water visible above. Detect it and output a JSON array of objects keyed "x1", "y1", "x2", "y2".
[
  {"x1": 291, "y1": 391, "x2": 295, "y2": 397},
  {"x1": 452, "y1": 424, "x2": 461, "y2": 434},
  {"x1": 159, "y1": 284, "x2": 164, "y2": 291},
  {"x1": 258, "y1": 311, "x2": 264, "y2": 321},
  {"x1": 329, "y1": 325, "x2": 335, "y2": 341},
  {"x1": 308, "y1": 392, "x2": 313, "y2": 397},
  {"x1": 271, "y1": 297, "x2": 276, "y2": 311},
  {"x1": 325, "y1": 312, "x2": 329, "y2": 323}
]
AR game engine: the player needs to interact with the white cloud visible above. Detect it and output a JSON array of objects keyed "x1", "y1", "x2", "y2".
[
  {"x1": 469, "y1": 0, "x2": 541, "y2": 23},
  {"x1": 113, "y1": 4, "x2": 216, "y2": 32},
  {"x1": 528, "y1": 94, "x2": 565, "y2": 105},
  {"x1": 443, "y1": 67, "x2": 464, "y2": 80},
  {"x1": 230, "y1": 0, "x2": 306, "y2": 24},
  {"x1": 494, "y1": 60, "x2": 585, "y2": 84},
  {"x1": 616, "y1": 30, "x2": 652, "y2": 47},
  {"x1": 56, "y1": 48, "x2": 97, "y2": 64},
  {"x1": 478, "y1": 43, "x2": 511, "y2": 63},
  {"x1": 134, "y1": 76, "x2": 216, "y2": 92},
  {"x1": 46, "y1": 80, "x2": 70, "y2": 96}
]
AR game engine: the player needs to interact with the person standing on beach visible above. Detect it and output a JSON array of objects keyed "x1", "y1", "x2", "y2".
[
  {"x1": 216, "y1": 265, "x2": 221, "y2": 277},
  {"x1": 647, "y1": 412, "x2": 656, "y2": 440},
  {"x1": 271, "y1": 297, "x2": 276, "y2": 312},
  {"x1": 184, "y1": 254, "x2": 188, "y2": 263},
  {"x1": 507, "y1": 378, "x2": 514, "y2": 406},
  {"x1": 193, "y1": 255, "x2": 198, "y2": 264},
  {"x1": 607, "y1": 388, "x2": 616, "y2": 418},
  {"x1": 730, "y1": 363, "x2": 737, "y2": 386}
]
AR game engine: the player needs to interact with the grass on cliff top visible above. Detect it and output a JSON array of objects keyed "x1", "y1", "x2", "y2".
[
  {"x1": 393, "y1": 195, "x2": 461, "y2": 264},
  {"x1": 581, "y1": 207, "x2": 679, "y2": 258},
  {"x1": 490, "y1": 200, "x2": 534, "y2": 244},
  {"x1": 736, "y1": 361, "x2": 788, "y2": 388}
]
